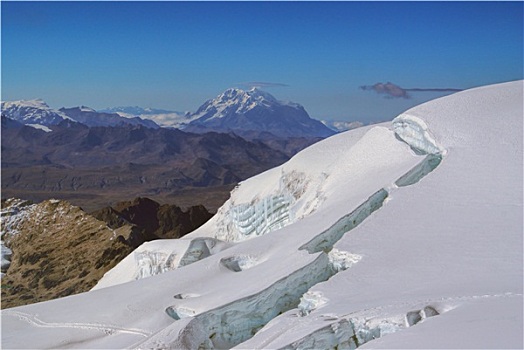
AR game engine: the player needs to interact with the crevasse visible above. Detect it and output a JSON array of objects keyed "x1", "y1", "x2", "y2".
[
  {"x1": 134, "y1": 251, "x2": 178, "y2": 280},
  {"x1": 216, "y1": 171, "x2": 309, "y2": 242},
  {"x1": 279, "y1": 305, "x2": 441, "y2": 350}
]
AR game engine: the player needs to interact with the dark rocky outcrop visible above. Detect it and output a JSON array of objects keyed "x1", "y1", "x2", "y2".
[{"x1": 91, "y1": 197, "x2": 214, "y2": 245}]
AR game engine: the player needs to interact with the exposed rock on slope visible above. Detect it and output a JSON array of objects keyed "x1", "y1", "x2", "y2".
[
  {"x1": 0, "y1": 197, "x2": 213, "y2": 309},
  {"x1": 0, "y1": 199, "x2": 134, "y2": 309}
]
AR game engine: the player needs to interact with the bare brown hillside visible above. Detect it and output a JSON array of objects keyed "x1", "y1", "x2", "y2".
[{"x1": 1, "y1": 197, "x2": 213, "y2": 309}]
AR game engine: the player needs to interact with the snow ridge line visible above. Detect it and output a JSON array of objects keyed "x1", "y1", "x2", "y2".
[{"x1": 4, "y1": 310, "x2": 151, "y2": 337}]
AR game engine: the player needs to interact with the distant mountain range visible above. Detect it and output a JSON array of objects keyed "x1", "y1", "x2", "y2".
[
  {"x1": 2, "y1": 88, "x2": 357, "y2": 136},
  {"x1": 1, "y1": 100, "x2": 159, "y2": 129},
  {"x1": 59, "y1": 106, "x2": 160, "y2": 128},
  {"x1": 100, "y1": 90, "x2": 345, "y2": 137}
]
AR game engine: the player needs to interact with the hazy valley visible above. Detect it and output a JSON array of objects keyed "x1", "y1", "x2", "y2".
[{"x1": 2, "y1": 88, "x2": 338, "y2": 212}]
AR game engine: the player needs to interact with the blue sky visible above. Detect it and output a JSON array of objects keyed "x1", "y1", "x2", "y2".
[{"x1": 2, "y1": 1, "x2": 523, "y2": 123}]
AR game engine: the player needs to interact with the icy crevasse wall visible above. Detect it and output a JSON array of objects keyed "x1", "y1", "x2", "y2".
[
  {"x1": 228, "y1": 195, "x2": 294, "y2": 237},
  {"x1": 133, "y1": 238, "x2": 227, "y2": 280},
  {"x1": 215, "y1": 171, "x2": 311, "y2": 242},
  {"x1": 392, "y1": 114, "x2": 445, "y2": 156},
  {"x1": 134, "y1": 251, "x2": 178, "y2": 280}
]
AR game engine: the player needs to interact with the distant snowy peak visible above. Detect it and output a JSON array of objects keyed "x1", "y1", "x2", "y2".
[
  {"x1": 1, "y1": 99, "x2": 71, "y2": 126},
  {"x1": 100, "y1": 106, "x2": 177, "y2": 115},
  {"x1": 193, "y1": 88, "x2": 298, "y2": 121},
  {"x1": 188, "y1": 88, "x2": 335, "y2": 138}
]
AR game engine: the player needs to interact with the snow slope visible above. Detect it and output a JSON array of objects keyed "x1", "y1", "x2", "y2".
[{"x1": 1, "y1": 81, "x2": 522, "y2": 349}]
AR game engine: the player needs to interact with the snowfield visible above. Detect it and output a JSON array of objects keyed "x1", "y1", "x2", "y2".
[{"x1": 1, "y1": 81, "x2": 522, "y2": 349}]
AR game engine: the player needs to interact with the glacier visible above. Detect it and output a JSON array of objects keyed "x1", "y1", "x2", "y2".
[{"x1": 1, "y1": 81, "x2": 522, "y2": 349}]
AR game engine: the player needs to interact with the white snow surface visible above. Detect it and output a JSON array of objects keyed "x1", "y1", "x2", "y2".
[{"x1": 1, "y1": 81, "x2": 522, "y2": 349}]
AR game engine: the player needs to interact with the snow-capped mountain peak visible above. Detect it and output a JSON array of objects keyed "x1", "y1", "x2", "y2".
[
  {"x1": 199, "y1": 87, "x2": 279, "y2": 118},
  {"x1": 1, "y1": 99, "x2": 72, "y2": 126},
  {"x1": 187, "y1": 88, "x2": 335, "y2": 138}
]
